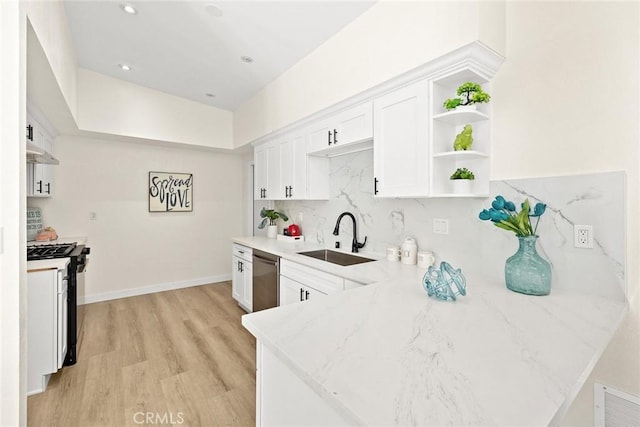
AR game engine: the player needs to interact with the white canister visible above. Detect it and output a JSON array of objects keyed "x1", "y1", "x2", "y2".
[
  {"x1": 400, "y1": 237, "x2": 418, "y2": 265},
  {"x1": 417, "y1": 251, "x2": 436, "y2": 268},
  {"x1": 386, "y1": 246, "x2": 401, "y2": 261}
]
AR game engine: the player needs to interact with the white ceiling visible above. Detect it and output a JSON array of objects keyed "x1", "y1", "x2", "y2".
[{"x1": 64, "y1": 0, "x2": 376, "y2": 111}]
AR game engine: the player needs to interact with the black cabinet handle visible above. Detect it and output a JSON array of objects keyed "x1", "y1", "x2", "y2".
[
  {"x1": 286, "y1": 186, "x2": 292, "y2": 198},
  {"x1": 300, "y1": 288, "x2": 304, "y2": 301},
  {"x1": 26, "y1": 125, "x2": 33, "y2": 141},
  {"x1": 333, "y1": 129, "x2": 338, "y2": 144},
  {"x1": 305, "y1": 290, "x2": 310, "y2": 300},
  {"x1": 45, "y1": 183, "x2": 50, "y2": 194},
  {"x1": 328, "y1": 130, "x2": 333, "y2": 145},
  {"x1": 240, "y1": 261, "x2": 244, "y2": 273},
  {"x1": 374, "y1": 177, "x2": 379, "y2": 195},
  {"x1": 37, "y1": 180, "x2": 42, "y2": 193}
]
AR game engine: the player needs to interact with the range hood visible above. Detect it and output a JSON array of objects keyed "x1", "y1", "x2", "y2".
[{"x1": 26, "y1": 141, "x2": 59, "y2": 165}]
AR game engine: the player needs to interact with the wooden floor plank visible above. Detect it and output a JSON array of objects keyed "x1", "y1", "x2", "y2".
[{"x1": 27, "y1": 282, "x2": 256, "y2": 427}]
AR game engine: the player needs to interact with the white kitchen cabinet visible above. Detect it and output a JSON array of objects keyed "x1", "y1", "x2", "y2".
[
  {"x1": 254, "y1": 132, "x2": 329, "y2": 201},
  {"x1": 26, "y1": 113, "x2": 54, "y2": 198},
  {"x1": 280, "y1": 275, "x2": 326, "y2": 304},
  {"x1": 256, "y1": 342, "x2": 350, "y2": 426},
  {"x1": 373, "y1": 79, "x2": 430, "y2": 198},
  {"x1": 232, "y1": 244, "x2": 253, "y2": 312},
  {"x1": 307, "y1": 101, "x2": 373, "y2": 156},
  {"x1": 279, "y1": 259, "x2": 343, "y2": 305},
  {"x1": 27, "y1": 267, "x2": 67, "y2": 395},
  {"x1": 254, "y1": 141, "x2": 281, "y2": 201},
  {"x1": 278, "y1": 131, "x2": 307, "y2": 199}
]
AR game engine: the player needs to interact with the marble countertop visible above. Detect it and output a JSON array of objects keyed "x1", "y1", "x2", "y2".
[{"x1": 238, "y1": 236, "x2": 627, "y2": 425}]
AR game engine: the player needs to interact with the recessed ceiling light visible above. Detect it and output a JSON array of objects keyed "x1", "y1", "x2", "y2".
[
  {"x1": 204, "y1": 4, "x2": 223, "y2": 17},
  {"x1": 205, "y1": 93, "x2": 216, "y2": 98},
  {"x1": 120, "y1": 4, "x2": 137, "y2": 14},
  {"x1": 240, "y1": 56, "x2": 254, "y2": 64},
  {"x1": 118, "y1": 64, "x2": 131, "y2": 71}
]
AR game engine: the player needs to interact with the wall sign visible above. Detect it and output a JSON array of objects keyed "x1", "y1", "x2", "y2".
[{"x1": 148, "y1": 171, "x2": 193, "y2": 212}]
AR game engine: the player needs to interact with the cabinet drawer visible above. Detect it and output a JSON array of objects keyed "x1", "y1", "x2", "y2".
[
  {"x1": 281, "y1": 259, "x2": 343, "y2": 295},
  {"x1": 232, "y1": 244, "x2": 252, "y2": 262}
]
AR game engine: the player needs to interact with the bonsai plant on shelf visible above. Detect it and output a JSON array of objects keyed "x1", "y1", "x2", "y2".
[
  {"x1": 443, "y1": 82, "x2": 491, "y2": 111},
  {"x1": 449, "y1": 167, "x2": 475, "y2": 194},
  {"x1": 258, "y1": 207, "x2": 289, "y2": 238}
]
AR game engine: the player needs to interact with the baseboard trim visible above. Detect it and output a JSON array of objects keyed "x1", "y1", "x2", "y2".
[{"x1": 79, "y1": 274, "x2": 232, "y2": 305}]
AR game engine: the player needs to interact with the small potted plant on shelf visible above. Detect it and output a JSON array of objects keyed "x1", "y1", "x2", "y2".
[
  {"x1": 453, "y1": 124, "x2": 473, "y2": 151},
  {"x1": 258, "y1": 207, "x2": 289, "y2": 238},
  {"x1": 443, "y1": 82, "x2": 490, "y2": 111},
  {"x1": 449, "y1": 167, "x2": 475, "y2": 194}
]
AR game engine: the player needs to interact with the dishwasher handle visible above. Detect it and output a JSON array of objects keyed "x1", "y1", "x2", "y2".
[{"x1": 252, "y1": 254, "x2": 278, "y2": 266}]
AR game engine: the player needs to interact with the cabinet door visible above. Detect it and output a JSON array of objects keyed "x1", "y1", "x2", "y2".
[
  {"x1": 242, "y1": 261, "x2": 253, "y2": 311},
  {"x1": 334, "y1": 101, "x2": 373, "y2": 147},
  {"x1": 280, "y1": 276, "x2": 303, "y2": 306},
  {"x1": 373, "y1": 79, "x2": 429, "y2": 197},
  {"x1": 254, "y1": 145, "x2": 267, "y2": 200},
  {"x1": 232, "y1": 256, "x2": 243, "y2": 302},
  {"x1": 279, "y1": 131, "x2": 307, "y2": 200},
  {"x1": 280, "y1": 276, "x2": 325, "y2": 305},
  {"x1": 306, "y1": 120, "x2": 332, "y2": 154},
  {"x1": 265, "y1": 142, "x2": 280, "y2": 200},
  {"x1": 27, "y1": 269, "x2": 58, "y2": 394}
]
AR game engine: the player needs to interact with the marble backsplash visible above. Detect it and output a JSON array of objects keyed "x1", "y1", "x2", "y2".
[{"x1": 275, "y1": 150, "x2": 625, "y2": 301}]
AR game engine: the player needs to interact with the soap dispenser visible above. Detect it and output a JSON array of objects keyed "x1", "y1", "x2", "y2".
[{"x1": 400, "y1": 237, "x2": 418, "y2": 265}]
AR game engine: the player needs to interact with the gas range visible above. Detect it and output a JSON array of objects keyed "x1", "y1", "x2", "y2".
[{"x1": 27, "y1": 242, "x2": 77, "y2": 261}]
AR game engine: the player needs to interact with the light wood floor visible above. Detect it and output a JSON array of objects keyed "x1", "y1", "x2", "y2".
[{"x1": 27, "y1": 282, "x2": 256, "y2": 427}]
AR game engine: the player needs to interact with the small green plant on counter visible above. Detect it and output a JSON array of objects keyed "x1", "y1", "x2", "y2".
[
  {"x1": 258, "y1": 208, "x2": 289, "y2": 229},
  {"x1": 443, "y1": 82, "x2": 491, "y2": 111},
  {"x1": 450, "y1": 167, "x2": 475, "y2": 180}
]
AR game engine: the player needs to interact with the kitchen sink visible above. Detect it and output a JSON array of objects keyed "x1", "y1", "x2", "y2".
[{"x1": 297, "y1": 249, "x2": 375, "y2": 266}]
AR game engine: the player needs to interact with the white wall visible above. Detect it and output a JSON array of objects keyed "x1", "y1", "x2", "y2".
[
  {"x1": 23, "y1": 0, "x2": 78, "y2": 121},
  {"x1": 0, "y1": 2, "x2": 27, "y2": 425},
  {"x1": 78, "y1": 69, "x2": 234, "y2": 149},
  {"x1": 29, "y1": 136, "x2": 244, "y2": 301},
  {"x1": 233, "y1": 1, "x2": 505, "y2": 147},
  {"x1": 493, "y1": 3, "x2": 639, "y2": 425},
  {"x1": 235, "y1": 1, "x2": 640, "y2": 424}
]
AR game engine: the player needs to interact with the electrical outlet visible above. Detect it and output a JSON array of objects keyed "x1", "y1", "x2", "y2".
[
  {"x1": 433, "y1": 218, "x2": 449, "y2": 235},
  {"x1": 89, "y1": 212, "x2": 97, "y2": 221},
  {"x1": 574, "y1": 224, "x2": 593, "y2": 248}
]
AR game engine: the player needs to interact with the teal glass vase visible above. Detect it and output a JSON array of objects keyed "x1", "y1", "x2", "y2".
[{"x1": 505, "y1": 235, "x2": 552, "y2": 296}]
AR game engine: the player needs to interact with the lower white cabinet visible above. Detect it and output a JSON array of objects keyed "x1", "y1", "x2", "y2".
[
  {"x1": 279, "y1": 259, "x2": 343, "y2": 305},
  {"x1": 27, "y1": 267, "x2": 67, "y2": 395},
  {"x1": 256, "y1": 341, "x2": 350, "y2": 426},
  {"x1": 280, "y1": 276, "x2": 325, "y2": 304},
  {"x1": 232, "y1": 244, "x2": 253, "y2": 312}
]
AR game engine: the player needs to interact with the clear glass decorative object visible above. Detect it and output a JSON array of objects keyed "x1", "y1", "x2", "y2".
[
  {"x1": 422, "y1": 261, "x2": 467, "y2": 301},
  {"x1": 505, "y1": 235, "x2": 552, "y2": 296}
]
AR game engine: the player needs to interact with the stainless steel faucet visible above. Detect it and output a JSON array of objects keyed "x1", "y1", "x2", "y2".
[{"x1": 333, "y1": 212, "x2": 367, "y2": 253}]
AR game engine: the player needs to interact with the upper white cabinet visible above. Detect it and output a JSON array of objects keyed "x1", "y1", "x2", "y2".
[
  {"x1": 373, "y1": 80, "x2": 430, "y2": 198},
  {"x1": 252, "y1": 42, "x2": 502, "y2": 200},
  {"x1": 307, "y1": 101, "x2": 373, "y2": 156},
  {"x1": 26, "y1": 111, "x2": 55, "y2": 198},
  {"x1": 254, "y1": 131, "x2": 329, "y2": 201},
  {"x1": 254, "y1": 141, "x2": 280, "y2": 200}
]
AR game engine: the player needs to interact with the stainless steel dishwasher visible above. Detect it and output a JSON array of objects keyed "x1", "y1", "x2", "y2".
[{"x1": 252, "y1": 249, "x2": 279, "y2": 311}]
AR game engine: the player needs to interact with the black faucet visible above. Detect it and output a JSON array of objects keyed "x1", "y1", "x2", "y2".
[{"x1": 333, "y1": 212, "x2": 367, "y2": 253}]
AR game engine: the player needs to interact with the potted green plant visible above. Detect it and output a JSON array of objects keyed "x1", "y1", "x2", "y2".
[
  {"x1": 258, "y1": 207, "x2": 289, "y2": 238},
  {"x1": 449, "y1": 167, "x2": 475, "y2": 194},
  {"x1": 443, "y1": 82, "x2": 490, "y2": 111}
]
